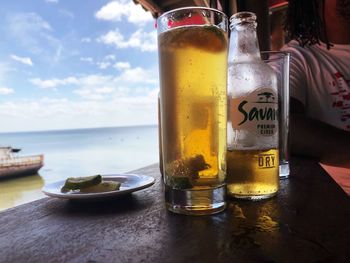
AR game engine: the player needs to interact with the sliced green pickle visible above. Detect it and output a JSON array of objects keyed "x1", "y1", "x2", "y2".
[
  {"x1": 165, "y1": 154, "x2": 211, "y2": 189},
  {"x1": 79, "y1": 181, "x2": 121, "y2": 193},
  {"x1": 61, "y1": 174, "x2": 102, "y2": 192}
]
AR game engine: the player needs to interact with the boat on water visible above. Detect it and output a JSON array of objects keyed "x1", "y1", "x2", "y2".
[{"x1": 0, "y1": 147, "x2": 44, "y2": 178}]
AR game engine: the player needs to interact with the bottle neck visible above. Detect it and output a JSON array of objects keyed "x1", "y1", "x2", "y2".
[{"x1": 229, "y1": 26, "x2": 261, "y2": 62}]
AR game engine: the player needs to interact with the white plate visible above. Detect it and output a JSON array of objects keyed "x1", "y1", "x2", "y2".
[{"x1": 42, "y1": 174, "x2": 155, "y2": 200}]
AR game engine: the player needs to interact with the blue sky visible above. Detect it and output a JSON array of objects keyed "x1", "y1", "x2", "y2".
[{"x1": 0, "y1": 0, "x2": 159, "y2": 132}]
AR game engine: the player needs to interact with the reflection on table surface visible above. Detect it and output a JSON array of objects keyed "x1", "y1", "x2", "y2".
[{"x1": 0, "y1": 174, "x2": 44, "y2": 211}]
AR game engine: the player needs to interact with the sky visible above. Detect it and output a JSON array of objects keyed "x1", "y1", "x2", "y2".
[{"x1": 0, "y1": 0, "x2": 159, "y2": 132}]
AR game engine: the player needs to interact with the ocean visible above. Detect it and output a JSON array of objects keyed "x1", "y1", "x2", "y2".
[{"x1": 0, "y1": 125, "x2": 159, "y2": 211}]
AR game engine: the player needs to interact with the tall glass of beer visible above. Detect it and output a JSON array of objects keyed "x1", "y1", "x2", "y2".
[{"x1": 157, "y1": 7, "x2": 228, "y2": 215}]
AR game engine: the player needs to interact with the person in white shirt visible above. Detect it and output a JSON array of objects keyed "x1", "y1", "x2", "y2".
[{"x1": 282, "y1": 0, "x2": 350, "y2": 168}]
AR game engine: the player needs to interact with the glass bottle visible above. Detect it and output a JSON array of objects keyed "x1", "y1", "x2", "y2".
[{"x1": 227, "y1": 12, "x2": 279, "y2": 200}]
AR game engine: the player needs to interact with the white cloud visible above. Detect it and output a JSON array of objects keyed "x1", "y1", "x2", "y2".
[
  {"x1": 117, "y1": 67, "x2": 157, "y2": 84},
  {"x1": 95, "y1": 55, "x2": 116, "y2": 69},
  {"x1": 74, "y1": 87, "x2": 115, "y2": 100},
  {"x1": 9, "y1": 13, "x2": 51, "y2": 33},
  {"x1": 45, "y1": 0, "x2": 59, "y2": 3},
  {"x1": 7, "y1": 12, "x2": 62, "y2": 63},
  {"x1": 98, "y1": 28, "x2": 157, "y2": 52},
  {"x1": 98, "y1": 29, "x2": 123, "y2": 46},
  {"x1": 0, "y1": 63, "x2": 15, "y2": 83},
  {"x1": 114, "y1": 61, "x2": 130, "y2": 70},
  {"x1": 53, "y1": 45, "x2": 63, "y2": 63},
  {"x1": 0, "y1": 86, "x2": 14, "y2": 95},
  {"x1": 29, "y1": 64, "x2": 158, "y2": 99},
  {"x1": 95, "y1": 1, "x2": 153, "y2": 25},
  {"x1": 10, "y1": 54, "x2": 34, "y2": 66},
  {"x1": 30, "y1": 74, "x2": 118, "y2": 99},
  {"x1": 72, "y1": 75, "x2": 116, "y2": 100},
  {"x1": 2, "y1": 64, "x2": 160, "y2": 131},
  {"x1": 59, "y1": 9, "x2": 74, "y2": 19},
  {"x1": 81, "y1": 37, "x2": 92, "y2": 43},
  {"x1": 0, "y1": 91, "x2": 158, "y2": 132},
  {"x1": 97, "y1": 62, "x2": 111, "y2": 69},
  {"x1": 30, "y1": 77, "x2": 78, "y2": 89},
  {"x1": 104, "y1": 54, "x2": 116, "y2": 61},
  {"x1": 80, "y1": 57, "x2": 94, "y2": 63}
]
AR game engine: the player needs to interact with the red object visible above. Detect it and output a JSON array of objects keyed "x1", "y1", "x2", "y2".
[
  {"x1": 335, "y1": 72, "x2": 343, "y2": 78},
  {"x1": 269, "y1": 0, "x2": 288, "y2": 11},
  {"x1": 168, "y1": 13, "x2": 207, "y2": 28},
  {"x1": 333, "y1": 101, "x2": 344, "y2": 108},
  {"x1": 343, "y1": 94, "x2": 350, "y2": 100}
]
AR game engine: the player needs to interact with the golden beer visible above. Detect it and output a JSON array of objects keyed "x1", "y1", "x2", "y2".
[
  {"x1": 159, "y1": 26, "x2": 227, "y2": 190},
  {"x1": 227, "y1": 149, "x2": 279, "y2": 199}
]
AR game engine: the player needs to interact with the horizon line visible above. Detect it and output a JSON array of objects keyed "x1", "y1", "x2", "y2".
[{"x1": 0, "y1": 123, "x2": 158, "y2": 135}]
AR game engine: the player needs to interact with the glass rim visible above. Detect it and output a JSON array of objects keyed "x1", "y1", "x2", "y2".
[
  {"x1": 157, "y1": 6, "x2": 228, "y2": 22},
  {"x1": 261, "y1": 50, "x2": 290, "y2": 57},
  {"x1": 260, "y1": 51, "x2": 290, "y2": 62}
]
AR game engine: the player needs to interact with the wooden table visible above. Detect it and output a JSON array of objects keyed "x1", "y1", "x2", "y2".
[{"x1": 1, "y1": 158, "x2": 350, "y2": 263}]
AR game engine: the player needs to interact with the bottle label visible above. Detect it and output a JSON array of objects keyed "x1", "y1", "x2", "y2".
[
  {"x1": 230, "y1": 87, "x2": 278, "y2": 136},
  {"x1": 257, "y1": 151, "x2": 278, "y2": 169}
]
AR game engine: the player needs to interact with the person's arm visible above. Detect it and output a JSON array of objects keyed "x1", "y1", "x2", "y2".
[{"x1": 290, "y1": 98, "x2": 350, "y2": 168}]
